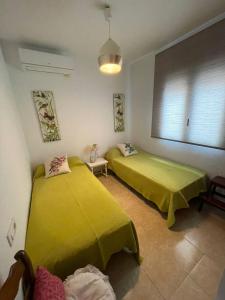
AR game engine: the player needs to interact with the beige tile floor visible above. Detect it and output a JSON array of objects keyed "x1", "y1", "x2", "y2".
[{"x1": 99, "y1": 175, "x2": 225, "y2": 300}]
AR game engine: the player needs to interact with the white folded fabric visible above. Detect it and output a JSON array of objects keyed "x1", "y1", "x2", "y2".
[{"x1": 64, "y1": 265, "x2": 116, "y2": 300}]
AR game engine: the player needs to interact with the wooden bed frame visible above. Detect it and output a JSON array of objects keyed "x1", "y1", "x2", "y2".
[{"x1": 0, "y1": 251, "x2": 35, "y2": 300}]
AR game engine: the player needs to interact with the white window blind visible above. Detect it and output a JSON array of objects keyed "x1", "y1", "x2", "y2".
[
  {"x1": 152, "y1": 19, "x2": 225, "y2": 150},
  {"x1": 188, "y1": 65, "x2": 225, "y2": 148},
  {"x1": 159, "y1": 76, "x2": 187, "y2": 141}
]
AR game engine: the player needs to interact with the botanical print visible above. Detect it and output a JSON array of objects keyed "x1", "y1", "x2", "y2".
[
  {"x1": 49, "y1": 156, "x2": 65, "y2": 175},
  {"x1": 113, "y1": 93, "x2": 125, "y2": 132},
  {"x1": 32, "y1": 91, "x2": 61, "y2": 142}
]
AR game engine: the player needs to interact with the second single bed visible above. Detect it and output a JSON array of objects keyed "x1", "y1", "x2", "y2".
[{"x1": 106, "y1": 147, "x2": 207, "y2": 227}]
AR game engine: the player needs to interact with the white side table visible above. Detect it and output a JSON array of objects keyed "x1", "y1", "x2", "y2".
[{"x1": 86, "y1": 158, "x2": 108, "y2": 177}]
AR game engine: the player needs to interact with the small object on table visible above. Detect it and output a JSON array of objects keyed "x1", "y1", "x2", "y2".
[
  {"x1": 90, "y1": 144, "x2": 98, "y2": 163},
  {"x1": 199, "y1": 176, "x2": 225, "y2": 211},
  {"x1": 86, "y1": 158, "x2": 108, "y2": 177}
]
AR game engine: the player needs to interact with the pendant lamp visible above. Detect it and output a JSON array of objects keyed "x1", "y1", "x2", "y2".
[{"x1": 98, "y1": 5, "x2": 122, "y2": 75}]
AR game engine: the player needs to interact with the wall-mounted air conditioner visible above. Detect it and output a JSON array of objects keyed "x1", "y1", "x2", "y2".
[{"x1": 18, "y1": 48, "x2": 74, "y2": 75}]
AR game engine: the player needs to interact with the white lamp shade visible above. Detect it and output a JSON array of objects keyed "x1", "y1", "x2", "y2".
[{"x1": 98, "y1": 38, "x2": 122, "y2": 74}]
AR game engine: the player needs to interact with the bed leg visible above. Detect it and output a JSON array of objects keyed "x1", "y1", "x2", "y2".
[{"x1": 198, "y1": 199, "x2": 204, "y2": 212}]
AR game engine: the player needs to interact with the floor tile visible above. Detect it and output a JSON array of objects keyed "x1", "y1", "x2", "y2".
[
  {"x1": 122, "y1": 270, "x2": 164, "y2": 300},
  {"x1": 189, "y1": 255, "x2": 224, "y2": 298},
  {"x1": 105, "y1": 252, "x2": 164, "y2": 300},
  {"x1": 124, "y1": 210, "x2": 202, "y2": 299},
  {"x1": 185, "y1": 213, "x2": 225, "y2": 267},
  {"x1": 170, "y1": 276, "x2": 211, "y2": 300},
  {"x1": 141, "y1": 236, "x2": 202, "y2": 299},
  {"x1": 100, "y1": 175, "x2": 225, "y2": 300},
  {"x1": 143, "y1": 256, "x2": 188, "y2": 299}
]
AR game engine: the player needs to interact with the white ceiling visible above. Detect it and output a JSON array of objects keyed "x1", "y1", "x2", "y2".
[{"x1": 0, "y1": 0, "x2": 225, "y2": 62}]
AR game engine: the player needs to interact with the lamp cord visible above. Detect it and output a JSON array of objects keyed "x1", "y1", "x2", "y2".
[
  {"x1": 108, "y1": 19, "x2": 111, "y2": 39},
  {"x1": 105, "y1": 0, "x2": 111, "y2": 39}
]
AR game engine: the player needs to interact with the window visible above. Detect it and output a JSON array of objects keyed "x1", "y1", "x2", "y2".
[{"x1": 152, "y1": 19, "x2": 225, "y2": 150}]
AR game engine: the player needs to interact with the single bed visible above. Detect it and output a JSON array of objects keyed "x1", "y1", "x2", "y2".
[
  {"x1": 25, "y1": 156, "x2": 139, "y2": 279},
  {"x1": 105, "y1": 148, "x2": 207, "y2": 227}
]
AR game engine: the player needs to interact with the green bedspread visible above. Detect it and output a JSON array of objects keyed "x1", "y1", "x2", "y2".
[
  {"x1": 106, "y1": 148, "x2": 207, "y2": 228},
  {"x1": 25, "y1": 157, "x2": 139, "y2": 278}
]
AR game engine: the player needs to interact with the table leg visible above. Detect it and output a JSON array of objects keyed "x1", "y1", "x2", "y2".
[
  {"x1": 105, "y1": 164, "x2": 108, "y2": 177},
  {"x1": 198, "y1": 197, "x2": 204, "y2": 212}
]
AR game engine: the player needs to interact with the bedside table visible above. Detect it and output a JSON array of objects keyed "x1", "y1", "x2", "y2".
[{"x1": 86, "y1": 158, "x2": 108, "y2": 177}]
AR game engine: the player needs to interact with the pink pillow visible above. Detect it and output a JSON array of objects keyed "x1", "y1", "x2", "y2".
[{"x1": 33, "y1": 266, "x2": 65, "y2": 300}]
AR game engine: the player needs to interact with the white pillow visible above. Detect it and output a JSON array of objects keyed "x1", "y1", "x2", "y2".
[
  {"x1": 117, "y1": 143, "x2": 138, "y2": 157},
  {"x1": 44, "y1": 155, "x2": 71, "y2": 178},
  {"x1": 63, "y1": 265, "x2": 116, "y2": 300}
]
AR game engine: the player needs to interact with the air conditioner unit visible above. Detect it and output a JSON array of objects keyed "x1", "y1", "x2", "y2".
[{"x1": 18, "y1": 48, "x2": 74, "y2": 75}]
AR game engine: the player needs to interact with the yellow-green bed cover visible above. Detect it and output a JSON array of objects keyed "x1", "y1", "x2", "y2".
[
  {"x1": 106, "y1": 148, "x2": 207, "y2": 228},
  {"x1": 25, "y1": 157, "x2": 139, "y2": 278}
]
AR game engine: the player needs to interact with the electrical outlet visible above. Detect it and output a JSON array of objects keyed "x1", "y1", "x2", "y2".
[{"x1": 6, "y1": 218, "x2": 16, "y2": 247}]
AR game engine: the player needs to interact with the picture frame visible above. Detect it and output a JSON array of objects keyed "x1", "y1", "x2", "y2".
[
  {"x1": 32, "y1": 90, "x2": 61, "y2": 142},
  {"x1": 113, "y1": 93, "x2": 125, "y2": 132}
]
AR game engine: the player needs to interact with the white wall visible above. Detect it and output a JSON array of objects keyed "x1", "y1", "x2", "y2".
[
  {"x1": 130, "y1": 53, "x2": 225, "y2": 178},
  {"x1": 3, "y1": 43, "x2": 130, "y2": 167},
  {"x1": 0, "y1": 46, "x2": 32, "y2": 299}
]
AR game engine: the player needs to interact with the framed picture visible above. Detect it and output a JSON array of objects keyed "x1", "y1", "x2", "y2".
[
  {"x1": 32, "y1": 90, "x2": 61, "y2": 142},
  {"x1": 113, "y1": 93, "x2": 125, "y2": 132}
]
